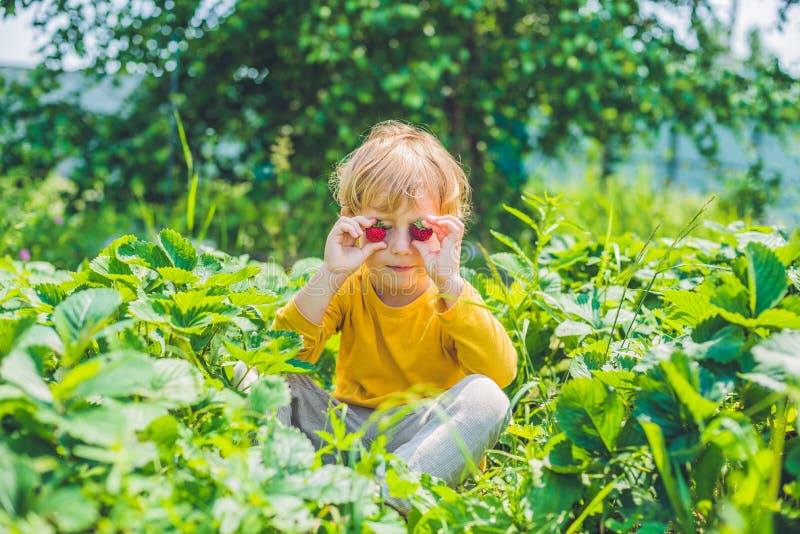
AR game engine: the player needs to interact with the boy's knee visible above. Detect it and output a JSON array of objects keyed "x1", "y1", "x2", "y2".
[{"x1": 459, "y1": 374, "x2": 511, "y2": 426}]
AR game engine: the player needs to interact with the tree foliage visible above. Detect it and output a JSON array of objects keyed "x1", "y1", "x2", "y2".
[{"x1": 1, "y1": 0, "x2": 798, "y2": 251}]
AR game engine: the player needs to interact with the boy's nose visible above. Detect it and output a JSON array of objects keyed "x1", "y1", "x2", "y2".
[{"x1": 390, "y1": 229, "x2": 414, "y2": 255}]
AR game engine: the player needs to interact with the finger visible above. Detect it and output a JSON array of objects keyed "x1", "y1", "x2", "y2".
[
  {"x1": 423, "y1": 219, "x2": 448, "y2": 242},
  {"x1": 427, "y1": 214, "x2": 463, "y2": 226},
  {"x1": 431, "y1": 216, "x2": 464, "y2": 236},
  {"x1": 427, "y1": 215, "x2": 464, "y2": 236},
  {"x1": 438, "y1": 224, "x2": 464, "y2": 248},
  {"x1": 335, "y1": 218, "x2": 363, "y2": 239},
  {"x1": 351, "y1": 216, "x2": 378, "y2": 228}
]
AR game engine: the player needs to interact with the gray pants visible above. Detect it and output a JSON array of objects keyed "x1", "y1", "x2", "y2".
[{"x1": 276, "y1": 374, "x2": 510, "y2": 488}]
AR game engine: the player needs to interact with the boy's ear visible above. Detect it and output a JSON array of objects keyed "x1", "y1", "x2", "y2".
[{"x1": 340, "y1": 207, "x2": 351, "y2": 216}]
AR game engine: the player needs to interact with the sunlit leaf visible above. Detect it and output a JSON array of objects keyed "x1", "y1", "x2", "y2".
[
  {"x1": 34, "y1": 487, "x2": 99, "y2": 533},
  {"x1": 262, "y1": 426, "x2": 315, "y2": 474},
  {"x1": 158, "y1": 229, "x2": 197, "y2": 270},
  {"x1": 0, "y1": 351, "x2": 52, "y2": 403},
  {"x1": 150, "y1": 358, "x2": 204, "y2": 406},
  {"x1": 556, "y1": 378, "x2": 624, "y2": 454},
  {"x1": 249, "y1": 375, "x2": 290, "y2": 414},
  {"x1": 745, "y1": 330, "x2": 800, "y2": 390},
  {"x1": 745, "y1": 242, "x2": 788, "y2": 316},
  {"x1": 52, "y1": 288, "x2": 122, "y2": 360},
  {"x1": 661, "y1": 289, "x2": 714, "y2": 325},
  {"x1": 116, "y1": 239, "x2": 172, "y2": 270},
  {"x1": 157, "y1": 267, "x2": 199, "y2": 285},
  {"x1": 54, "y1": 351, "x2": 156, "y2": 401}
]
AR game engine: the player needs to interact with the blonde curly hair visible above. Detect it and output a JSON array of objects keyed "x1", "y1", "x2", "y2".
[{"x1": 330, "y1": 121, "x2": 472, "y2": 221}]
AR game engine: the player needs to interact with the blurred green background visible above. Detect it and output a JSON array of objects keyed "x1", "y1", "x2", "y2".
[{"x1": 1, "y1": 0, "x2": 798, "y2": 268}]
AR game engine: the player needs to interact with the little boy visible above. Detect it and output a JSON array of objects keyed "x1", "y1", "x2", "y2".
[{"x1": 268, "y1": 120, "x2": 517, "y2": 512}]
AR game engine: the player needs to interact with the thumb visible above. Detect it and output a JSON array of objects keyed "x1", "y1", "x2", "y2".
[
  {"x1": 411, "y1": 240, "x2": 429, "y2": 257},
  {"x1": 363, "y1": 241, "x2": 388, "y2": 258}
]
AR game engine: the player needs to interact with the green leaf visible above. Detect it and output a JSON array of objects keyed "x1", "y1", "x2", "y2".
[
  {"x1": 249, "y1": 375, "x2": 291, "y2": 413},
  {"x1": 775, "y1": 229, "x2": 800, "y2": 266},
  {"x1": 661, "y1": 289, "x2": 713, "y2": 325},
  {"x1": 781, "y1": 295, "x2": 800, "y2": 316},
  {"x1": 1, "y1": 319, "x2": 62, "y2": 356},
  {"x1": 593, "y1": 370, "x2": 637, "y2": 403},
  {"x1": 116, "y1": 239, "x2": 172, "y2": 270},
  {"x1": 224, "y1": 333, "x2": 306, "y2": 375},
  {"x1": 0, "y1": 446, "x2": 39, "y2": 515},
  {"x1": 700, "y1": 414, "x2": 759, "y2": 462},
  {"x1": 544, "y1": 432, "x2": 591, "y2": 473},
  {"x1": 120, "y1": 402, "x2": 169, "y2": 432},
  {"x1": 193, "y1": 253, "x2": 223, "y2": 282},
  {"x1": 709, "y1": 280, "x2": 750, "y2": 317},
  {"x1": 747, "y1": 331, "x2": 800, "y2": 387},
  {"x1": 790, "y1": 267, "x2": 800, "y2": 291},
  {"x1": 54, "y1": 351, "x2": 157, "y2": 401},
  {"x1": 51, "y1": 288, "x2": 122, "y2": 360},
  {"x1": 502, "y1": 203, "x2": 539, "y2": 232},
  {"x1": 529, "y1": 469, "x2": 583, "y2": 519},
  {"x1": 300, "y1": 465, "x2": 374, "y2": 504},
  {"x1": 158, "y1": 229, "x2": 197, "y2": 270},
  {"x1": 746, "y1": 242, "x2": 788, "y2": 316},
  {"x1": 693, "y1": 443, "x2": 724, "y2": 502},
  {"x1": 691, "y1": 315, "x2": 728, "y2": 342},
  {"x1": 288, "y1": 257, "x2": 323, "y2": 283},
  {"x1": 489, "y1": 252, "x2": 535, "y2": 283},
  {"x1": 254, "y1": 262, "x2": 289, "y2": 292},
  {"x1": 687, "y1": 325, "x2": 745, "y2": 364},
  {"x1": 61, "y1": 406, "x2": 129, "y2": 447},
  {"x1": 556, "y1": 377, "x2": 625, "y2": 454},
  {"x1": 35, "y1": 487, "x2": 99, "y2": 533},
  {"x1": 555, "y1": 320, "x2": 594, "y2": 338},
  {"x1": 560, "y1": 292, "x2": 602, "y2": 328},
  {"x1": 157, "y1": 266, "x2": 199, "y2": 285},
  {"x1": 660, "y1": 359, "x2": 719, "y2": 423},
  {"x1": 228, "y1": 289, "x2": 281, "y2": 306},
  {"x1": 88, "y1": 256, "x2": 134, "y2": 278},
  {"x1": 167, "y1": 290, "x2": 240, "y2": 333},
  {"x1": 34, "y1": 283, "x2": 67, "y2": 307},
  {"x1": 141, "y1": 415, "x2": 180, "y2": 449},
  {"x1": 150, "y1": 358, "x2": 204, "y2": 406},
  {"x1": 639, "y1": 420, "x2": 693, "y2": 532},
  {"x1": 490, "y1": 230, "x2": 533, "y2": 266},
  {"x1": 714, "y1": 308, "x2": 800, "y2": 330},
  {"x1": 0, "y1": 351, "x2": 53, "y2": 403},
  {"x1": 754, "y1": 309, "x2": 800, "y2": 329},
  {"x1": 262, "y1": 426, "x2": 315, "y2": 474},
  {"x1": 202, "y1": 265, "x2": 261, "y2": 288}
]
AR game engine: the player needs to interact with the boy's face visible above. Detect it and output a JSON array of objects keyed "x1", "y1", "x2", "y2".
[{"x1": 349, "y1": 196, "x2": 441, "y2": 300}]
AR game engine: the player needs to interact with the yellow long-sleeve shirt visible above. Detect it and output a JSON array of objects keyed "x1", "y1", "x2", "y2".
[{"x1": 272, "y1": 265, "x2": 517, "y2": 408}]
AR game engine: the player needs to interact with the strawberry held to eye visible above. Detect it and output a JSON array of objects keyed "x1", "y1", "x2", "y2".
[
  {"x1": 411, "y1": 218, "x2": 433, "y2": 241},
  {"x1": 365, "y1": 220, "x2": 387, "y2": 242}
]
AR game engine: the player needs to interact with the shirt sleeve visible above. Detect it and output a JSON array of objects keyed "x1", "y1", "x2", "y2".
[
  {"x1": 433, "y1": 282, "x2": 518, "y2": 388},
  {"x1": 271, "y1": 292, "x2": 344, "y2": 364}
]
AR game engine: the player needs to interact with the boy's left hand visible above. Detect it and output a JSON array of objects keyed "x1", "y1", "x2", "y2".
[{"x1": 412, "y1": 215, "x2": 465, "y2": 298}]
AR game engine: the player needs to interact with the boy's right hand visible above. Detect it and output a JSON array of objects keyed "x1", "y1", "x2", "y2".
[{"x1": 322, "y1": 216, "x2": 387, "y2": 278}]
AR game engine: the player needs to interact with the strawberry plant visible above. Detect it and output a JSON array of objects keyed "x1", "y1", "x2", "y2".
[
  {"x1": 2, "y1": 195, "x2": 799, "y2": 532},
  {"x1": 0, "y1": 231, "x2": 406, "y2": 532}
]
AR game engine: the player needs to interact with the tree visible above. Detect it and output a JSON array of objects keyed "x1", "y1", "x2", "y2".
[{"x1": 1, "y1": 0, "x2": 798, "y2": 250}]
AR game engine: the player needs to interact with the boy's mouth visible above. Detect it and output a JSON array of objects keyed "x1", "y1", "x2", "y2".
[{"x1": 388, "y1": 265, "x2": 415, "y2": 272}]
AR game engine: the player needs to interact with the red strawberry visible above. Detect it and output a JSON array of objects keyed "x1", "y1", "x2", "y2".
[
  {"x1": 365, "y1": 221, "x2": 387, "y2": 242},
  {"x1": 411, "y1": 218, "x2": 433, "y2": 241}
]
